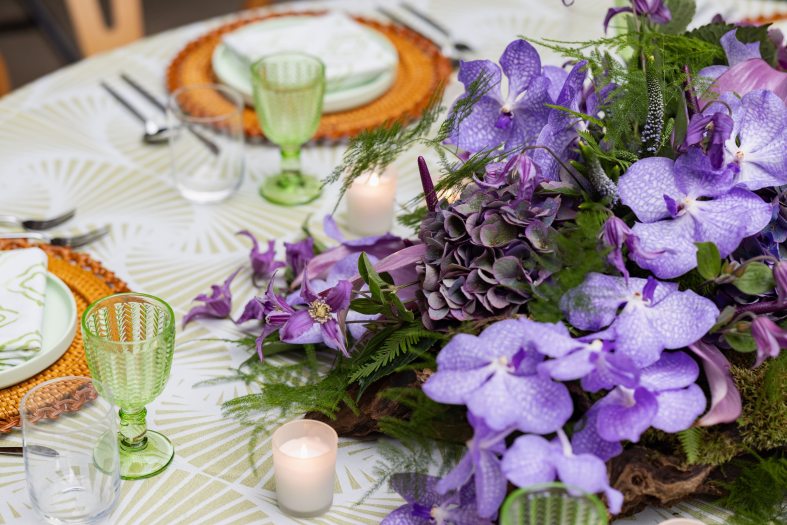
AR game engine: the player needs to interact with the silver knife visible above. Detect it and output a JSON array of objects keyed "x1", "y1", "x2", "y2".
[{"x1": 0, "y1": 445, "x2": 59, "y2": 457}]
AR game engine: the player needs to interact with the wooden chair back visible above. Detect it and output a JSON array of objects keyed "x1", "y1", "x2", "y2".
[
  {"x1": 63, "y1": 0, "x2": 143, "y2": 57},
  {"x1": 0, "y1": 54, "x2": 10, "y2": 96}
]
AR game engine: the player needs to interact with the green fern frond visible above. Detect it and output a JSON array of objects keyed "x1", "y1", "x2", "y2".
[
  {"x1": 678, "y1": 427, "x2": 703, "y2": 464},
  {"x1": 349, "y1": 327, "x2": 439, "y2": 383}
]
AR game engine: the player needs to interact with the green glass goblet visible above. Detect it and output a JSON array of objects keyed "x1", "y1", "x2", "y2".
[
  {"x1": 500, "y1": 483, "x2": 608, "y2": 525},
  {"x1": 251, "y1": 52, "x2": 326, "y2": 206},
  {"x1": 81, "y1": 293, "x2": 175, "y2": 480}
]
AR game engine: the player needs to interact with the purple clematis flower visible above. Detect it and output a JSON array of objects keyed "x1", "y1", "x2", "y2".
[
  {"x1": 435, "y1": 414, "x2": 509, "y2": 519},
  {"x1": 284, "y1": 238, "x2": 314, "y2": 277},
  {"x1": 604, "y1": 0, "x2": 670, "y2": 33},
  {"x1": 422, "y1": 319, "x2": 573, "y2": 433},
  {"x1": 589, "y1": 351, "x2": 706, "y2": 443},
  {"x1": 501, "y1": 429, "x2": 624, "y2": 514},
  {"x1": 618, "y1": 150, "x2": 772, "y2": 278},
  {"x1": 236, "y1": 230, "x2": 285, "y2": 285},
  {"x1": 182, "y1": 268, "x2": 240, "y2": 327},
  {"x1": 277, "y1": 274, "x2": 351, "y2": 356},
  {"x1": 689, "y1": 341, "x2": 742, "y2": 426},
  {"x1": 750, "y1": 316, "x2": 787, "y2": 367},
  {"x1": 448, "y1": 39, "x2": 552, "y2": 153},
  {"x1": 561, "y1": 273, "x2": 719, "y2": 367},
  {"x1": 382, "y1": 473, "x2": 492, "y2": 525}
]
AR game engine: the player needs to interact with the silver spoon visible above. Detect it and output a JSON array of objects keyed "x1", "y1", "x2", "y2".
[{"x1": 100, "y1": 82, "x2": 171, "y2": 144}]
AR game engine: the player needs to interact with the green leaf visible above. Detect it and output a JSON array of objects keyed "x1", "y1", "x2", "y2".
[
  {"x1": 696, "y1": 242, "x2": 722, "y2": 280},
  {"x1": 386, "y1": 291, "x2": 415, "y2": 322},
  {"x1": 687, "y1": 23, "x2": 777, "y2": 67},
  {"x1": 350, "y1": 298, "x2": 385, "y2": 315},
  {"x1": 661, "y1": 0, "x2": 695, "y2": 35},
  {"x1": 724, "y1": 331, "x2": 757, "y2": 353},
  {"x1": 358, "y1": 252, "x2": 385, "y2": 302},
  {"x1": 734, "y1": 262, "x2": 776, "y2": 295}
]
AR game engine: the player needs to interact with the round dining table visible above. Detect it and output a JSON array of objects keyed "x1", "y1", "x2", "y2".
[{"x1": 0, "y1": 0, "x2": 777, "y2": 523}]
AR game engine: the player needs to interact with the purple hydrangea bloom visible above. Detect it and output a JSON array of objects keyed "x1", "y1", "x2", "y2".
[
  {"x1": 751, "y1": 316, "x2": 787, "y2": 367},
  {"x1": 435, "y1": 414, "x2": 509, "y2": 519},
  {"x1": 277, "y1": 274, "x2": 351, "y2": 355},
  {"x1": 448, "y1": 39, "x2": 552, "y2": 153},
  {"x1": 531, "y1": 60, "x2": 588, "y2": 181},
  {"x1": 618, "y1": 150, "x2": 771, "y2": 278},
  {"x1": 589, "y1": 351, "x2": 706, "y2": 443},
  {"x1": 382, "y1": 473, "x2": 492, "y2": 525},
  {"x1": 284, "y1": 238, "x2": 314, "y2": 277},
  {"x1": 501, "y1": 430, "x2": 623, "y2": 514},
  {"x1": 422, "y1": 319, "x2": 573, "y2": 433},
  {"x1": 236, "y1": 230, "x2": 285, "y2": 284},
  {"x1": 182, "y1": 268, "x2": 240, "y2": 327},
  {"x1": 561, "y1": 273, "x2": 719, "y2": 367},
  {"x1": 604, "y1": 0, "x2": 670, "y2": 33}
]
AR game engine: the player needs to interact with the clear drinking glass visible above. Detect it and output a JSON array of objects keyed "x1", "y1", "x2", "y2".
[
  {"x1": 21, "y1": 376, "x2": 120, "y2": 525},
  {"x1": 251, "y1": 52, "x2": 326, "y2": 206},
  {"x1": 81, "y1": 293, "x2": 175, "y2": 480},
  {"x1": 500, "y1": 483, "x2": 608, "y2": 525},
  {"x1": 167, "y1": 83, "x2": 245, "y2": 203}
]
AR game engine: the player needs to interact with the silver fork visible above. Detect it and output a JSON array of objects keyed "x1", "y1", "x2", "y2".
[
  {"x1": 0, "y1": 225, "x2": 111, "y2": 248},
  {"x1": 0, "y1": 209, "x2": 76, "y2": 230}
]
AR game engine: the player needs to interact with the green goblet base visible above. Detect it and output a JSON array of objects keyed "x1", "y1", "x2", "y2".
[
  {"x1": 259, "y1": 172, "x2": 322, "y2": 206},
  {"x1": 118, "y1": 430, "x2": 174, "y2": 480}
]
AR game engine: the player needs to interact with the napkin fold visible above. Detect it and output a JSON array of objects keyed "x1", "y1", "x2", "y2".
[
  {"x1": 222, "y1": 12, "x2": 398, "y2": 91},
  {"x1": 0, "y1": 248, "x2": 48, "y2": 370}
]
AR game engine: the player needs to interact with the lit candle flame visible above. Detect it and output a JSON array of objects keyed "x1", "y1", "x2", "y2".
[
  {"x1": 299, "y1": 443, "x2": 309, "y2": 458},
  {"x1": 368, "y1": 172, "x2": 380, "y2": 187}
]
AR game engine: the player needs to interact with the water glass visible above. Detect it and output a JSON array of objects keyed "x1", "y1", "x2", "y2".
[
  {"x1": 22, "y1": 376, "x2": 120, "y2": 525},
  {"x1": 167, "y1": 83, "x2": 245, "y2": 203},
  {"x1": 251, "y1": 52, "x2": 325, "y2": 206},
  {"x1": 500, "y1": 483, "x2": 608, "y2": 525},
  {"x1": 82, "y1": 293, "x2": 175, "y2": 480}
]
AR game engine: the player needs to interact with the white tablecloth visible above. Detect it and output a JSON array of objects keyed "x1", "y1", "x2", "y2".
[{"x1": 0, "y1": 0, "x2": 782, "y2": 523}]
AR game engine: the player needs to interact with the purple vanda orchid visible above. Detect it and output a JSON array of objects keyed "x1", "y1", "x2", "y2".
[
  {"x1": 448, "y1": 39, "x2": 552, "y2": 153},
  {"x1": 236, "y1": 230, "x2": 284, "y2": 284},
  {"x1": 750, "y1": 316, "x2": 787, "y2": 367},
  {"x1": 422, "y1": 319, "x2": 573, "y2": 434},
  {"x1": 618, "y1": 150, "x2": 771, "y2": 278},
  {"x1": 182, "y1": 268, "x2": 240, "y2": 327},
  {"x1": 689, "y1": 341, "x2": 742, "y2": 426},
  {"x1": 382, "y1": 473, "x2": 492, "y2": 525},
  {"x1": 501, "y1": 429, "x2": 624, "y2": 514},
  {"x1": 435, "y1": 414, "x2": 509, "y2": 519},
  {"x1": 586, "y1": 351, "x2": 706, "y2": 443},
  {"x1": 561, "y1": 273, "x2": 719, "y2": 367}
]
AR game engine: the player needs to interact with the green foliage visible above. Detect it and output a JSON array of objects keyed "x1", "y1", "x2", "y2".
[
  {"x1": 733, "y1": 354, "x2": 787, "y2": 450},
  {"x1": 660, "y1": 0, "x2": 695, "y2": 35},
  {"x1": 696, "y1": 242, "x2": 722, "y2": 280},
  {"x1": 678, "y1": 427, "x2": 703, "y2": 464},
  {"x1": 688, "y1": 23, "x2": 778, "y2": 67},
  {"x1": 718, "y1": 455, "x2": 787, "y2": 525},
  {"x1": 724, "y1": 330, "x2": 757, "y2": 353},
  {"x1": 733, "y1": 262, "x2": 775, "y2": 295}
]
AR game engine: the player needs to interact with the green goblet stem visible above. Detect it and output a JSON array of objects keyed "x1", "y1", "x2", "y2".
[
  {"x1": 281, "y1": 146, "x2": 302, "y2": 176},
  {"x1": 119, "y1": 408, "x2": 148, "y2": 450}
]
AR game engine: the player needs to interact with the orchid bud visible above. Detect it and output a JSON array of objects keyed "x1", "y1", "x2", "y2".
[{"x1": 750, "y1": 316, "x2": 787, "y2": 368}]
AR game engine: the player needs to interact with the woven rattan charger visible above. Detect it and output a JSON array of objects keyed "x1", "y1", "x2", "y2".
[
  {"x1": 166, "y1": 10, "x2": 453, "y2": 141},
  {"x1": 0, "y1": 240, "x2": 129, "y2": 432}
]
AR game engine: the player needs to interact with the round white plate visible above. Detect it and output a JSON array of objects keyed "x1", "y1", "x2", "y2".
[
  {"x1": 0, "y1": 273, "x2": 77, "y2": 389},
  {"x1": 212, "y1": 17, "x2": 398, "y2": 113}
]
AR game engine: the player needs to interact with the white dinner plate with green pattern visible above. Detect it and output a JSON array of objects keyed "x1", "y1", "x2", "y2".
[
  {"x1": 212, "y1": 16, "x2": 398, "y2": 113},
  {"x1": 0, "y1": 273, "x2": 77, "y2": 389}
]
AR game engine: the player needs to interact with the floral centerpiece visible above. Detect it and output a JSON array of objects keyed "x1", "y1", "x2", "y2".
[{"x1": 186, "y1": 0, "x2": 787, "y2": 522}]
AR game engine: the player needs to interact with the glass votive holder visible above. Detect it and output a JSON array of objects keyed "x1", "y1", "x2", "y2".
[
  {"x1": 167, "y1": 83, "x2": 245, "y2": 203},
  {"x1": 657, "y1": 519, "x2": 707, "y2": 525},
  {"x1": 345, "y1": 165, "x2": 397, "y2": 237},
  {"x1": 271, "y1": 419, "x2": 338, "y2": 517},
  {"x1": 500, "y1": 483, "x2": 608, "y2": 525}
]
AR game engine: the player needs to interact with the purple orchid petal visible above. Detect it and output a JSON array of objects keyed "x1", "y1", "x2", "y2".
[
  {"x1": 510, "y1": 75, "x2": 553, "y2": 148},
  {"x1": 692, "y1": 189, "x2": 772, "y2": 256},
  {"x1": 721, "y1": 29, "x2": 762, "y2": 67},
  {"x1": 652, "y1": 384, "x2": 706, "y2": 432},
  {"x1": 596, "y1": 387, "x2": 658, "y2": 442},
  {"x1": 689, "y1": 341, "x2": 742, "y2": 426},
  {"x1": 629, "y1": 218, "x2": 697, "y2": 278},
  {"x1": 320, "y1": 319, "x2": 348, "y2": 356},
  {"x1": 644, "y1": 288, "x2": 720, "y2": 350},
  {"x1": 436, "y1": 454, "x2": 474, "y2": 495},
  {"x1": 501, "y1": 435, "x2": 556, "y2": 487},
  {"x1": 581, "y1": 351, "x2": 641, "y2": 392},
  {"x1": 538, "y1": 347, "x2": 596, "y2": 381},
  {"x1": 280, "y1": 310, "x2": 315, "y2": 343},
  {"x1": 639, "y1": 351, "x2": 699, "y2": 390},
  {"x1": 552, "y1": 450, "x2": 623, "y2": 515},
  {"x1": 381, "y1": 505, "x2": 429, "y2": 525},
  {"x1": 390, "y1": 473, "x2": 441, "y2": 506},
  {"x1": 474, "y1": 450, "x2": 508, "y2": 518},
  {"x1": 712, "y1": 60, "x2": 787, "y2": 107},
  {"x1": 571, "y1": 408, "x2": 623, "y2": 461},
  {"x1": 450, "y1": 96, "x2": 512, "y2": 152},
  {"x1": 499, "y1": 39, "x2": 541, "y2": 100},
  {"x1": 751, "y1": 316, "x2": 787, "y2": 367},
  {"x1": 560, "y1": 273, "x2": 629, "y2": 331},
  {"x1": 457, "y1": 59, "x2": 502, "y2": 95},
  {"x1": 423, "y1": 368, "x2": 495, "y2": 405},
  {"x1": 673, "y1": 147, "x2": 736, "y2": 197},
  {"x1": 519, "y1": 319, "x2": 579, "y2": 358},
  {"x1": 618, "y1": 157, "x2": 680, "y2": 222},
  {"x1": 542, "y1": 65, "x2": 568, "y2": 102}
]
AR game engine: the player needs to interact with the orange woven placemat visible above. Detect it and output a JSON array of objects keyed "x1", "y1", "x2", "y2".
[
  {"x1": 166, "y1": 11, "x2": 453, "y2": 141},
  {"x1": 0, "y1": 241, "x2": 129, "y2": 432}
]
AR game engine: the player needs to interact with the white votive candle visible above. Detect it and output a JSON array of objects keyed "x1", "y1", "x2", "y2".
[
  {"x1": 345, "y1": 166, "x2": 397, "y2": 236},
  {"x1": 271, "y1": 419, "x2": 338, "y2": 517},
  {"x1": 657, "y1": 519, "x2": 707, "y2": 525}
]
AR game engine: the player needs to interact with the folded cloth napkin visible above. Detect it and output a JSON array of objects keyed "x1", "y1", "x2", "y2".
[
  {"x1": 222, "y1": 12, "x2": 398, "y2": 91},
  {"x1": 0, "y1": 248, "x2": 48, "y2": 370}
]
